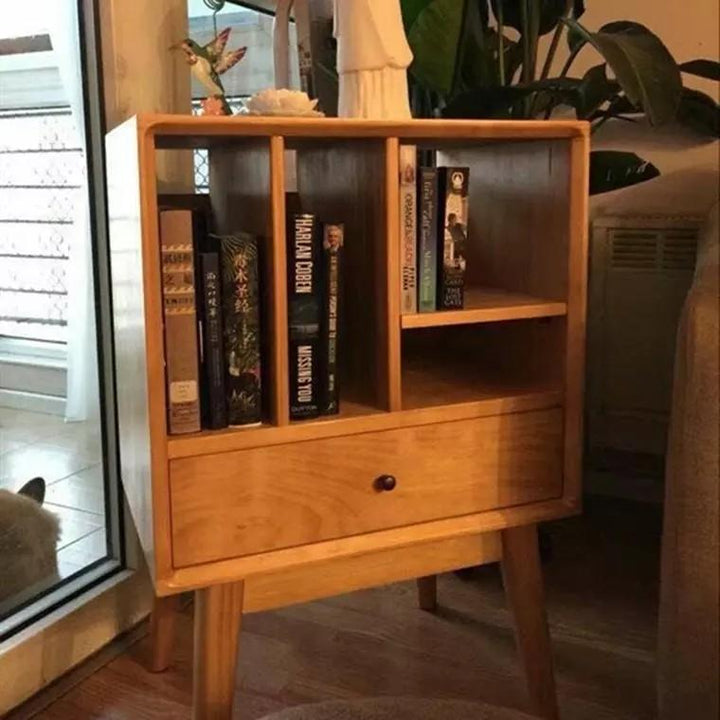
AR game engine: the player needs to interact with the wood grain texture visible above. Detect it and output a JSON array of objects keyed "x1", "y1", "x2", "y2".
[
  {"x1": 402, "y1": 320, "x2": 565, "y2": 411},
  {"x1": 269, "y1": 136, "x2": 290, "y2": 425},
  {"x1": 170, "y1": 409, "x2": 564, "y2": 566},
  {"x1": 193, "y1": 582, "x2": 244, "y2": 720},
  {"x1": 209, "y1": 138, "x2": 286, "y2": 426},
  {"x1": 401, "y1": 287, "x2": 567, "y2": 329},
  {"x1": 167, "y1": 390, "x2": 562, "y2": 459},
  {"x1": 562, "y1": 135, "x2": 590, "y2": 510},
  {"x1": 160, "y1": 498, "x2": 572, "y2": 595},
  {"x1": 138, "y1": 114, "x2": 588, "y2": 145},
  {"x1": 439, "y1": 140, "x2": 571, "y2": 300},
  {"x1": 295, "y1": 140, "x2": 388, "y2": 411},
  {"x1": 502, "y1": 524, "x2": 558, "y2": 720},
  {"x1": 385, "y1": 137, "x2": 402, "y2": 410},
  {"x1": 106, "y1": 118, "x2": 172, "y2": 582},
  {"x1": 243, "y1": 532, "x2": 500, "y2": 614},
  {"x1": 149, "y1": 595, "x2": 177, "y2": 673}
]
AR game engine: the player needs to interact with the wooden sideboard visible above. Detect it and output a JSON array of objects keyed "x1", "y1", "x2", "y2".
[{"x1": 106, "y1": 114, "x2": 589, "y2": 720}]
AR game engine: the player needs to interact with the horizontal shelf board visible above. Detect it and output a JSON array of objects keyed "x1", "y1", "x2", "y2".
[
  {"x1": 290, "y1": 399, "x2": 384, "y2": 427},
  {"x1": 402, "y1": 367, "x2": 562, "y2": 411},
  {"x1": 402, "y1": 288, "x2": 567, "y2": 329},
  {"x1": 167, "y1": 390, "x2": 562, "y2": 460},
  {"x1": 135, "y1": 114, "x2": 588, "y2": 149}
]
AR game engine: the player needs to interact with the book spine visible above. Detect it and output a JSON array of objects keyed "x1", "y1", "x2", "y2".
[
  {"x1": 220, "y1": 233, "x2": 262, "y2": 427},
  {"x1": 437, "y1": 167, "x2": 469, "y2": 310},
  {"x1": 159, "y1": 210, "x2": 201, "y2": 435},
  {"x1": 417, "y1": 167, "x2": 439, "y2": 312},
  {"x1": 399, "y1": 145, "x2": 417, "y2": 314},
  {"x1": 321, "y1": 223, "x2": 343, "y2": 415},
  {"x1": 199, "y1": 252, "x2": 227, "y2": 429},
  {"x1": 287, "y1": 213, "x2": 321, "y2": 420}
]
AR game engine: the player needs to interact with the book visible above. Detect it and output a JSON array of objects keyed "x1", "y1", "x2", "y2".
[
  {"x1": 198, "y1": 251, "x2": 227, "y2": 429},
  {"x1": 399, "y1": 145, "x2": 417, "y2": 315},
  {"x1": 287, "y1": 213, "x2": 321, "y2": 420},
  {"x1": 417, "y1": 167, "x2": 439, "y2": 313},
  {"x1": 437, "y1": 167, "x2": 469, "y2": 310},
  {"x1": 321, "y1": 223, "x2": 343, "y2": 415},
  {"x1": 220, "y1": 233, "x2": 262, "y2": 427},
  {"x1": 159, "y1": 209, "x2": 201, "y2": 435}
]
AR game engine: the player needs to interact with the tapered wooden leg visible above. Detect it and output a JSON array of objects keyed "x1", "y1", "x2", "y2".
[
  {"x1": 501, "y1": 524, "x2": 559, "y2": 720},
  {"x1": 193, "y1": 581, "x2": 244, "y2": 720},
  {"x1": 417, "y1": 575, "x2": 437, "y2": 612},
  {"x1": 149, "y1": 594, "x2": 177, "y2": 672}
]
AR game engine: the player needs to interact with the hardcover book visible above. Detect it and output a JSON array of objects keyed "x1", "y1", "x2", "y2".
[
  {"x1": 321, "y1": 223, "x2": 343, "y2": 415},
  {"x1": 198, "y1": 251, "x2": 227, "y2": 429},
  {"x1": 159, "y1": 210, "x2": 201, "y2": 435},
  {"x1": 437, "y1": 166, "x2": 469, "y2": 309},
  {"x1": 220, "y1": 233, "x2": 262, "y2": 427},
  {"x1": 287, "y1": 213, "x2": 321, "y2": 420},
  {"x1": 417, "y1": 167, "x2": 439, "y2": 312},
  {"x1": 399, "y1": 145, "x2": 417, "y2": 314}
]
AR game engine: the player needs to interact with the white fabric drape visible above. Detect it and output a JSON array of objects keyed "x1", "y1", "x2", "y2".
[{"x1": 47, "y1": 0, "x2": 99, "y2": 422}]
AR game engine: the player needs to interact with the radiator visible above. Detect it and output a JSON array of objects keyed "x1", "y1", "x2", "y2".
[{"x1": 587, "y1": 215, "x2": 701, "y2": 460}]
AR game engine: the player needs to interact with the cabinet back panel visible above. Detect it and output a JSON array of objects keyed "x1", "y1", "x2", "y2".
[
  {"x1": 439, "y1": 139, "x2": 571, "y2": 300},
  {"x1": 295, "y1": 141, "x2": 390, "y2": 410},
  {"x1": 209, "y1": 139, "x2": 289, "y2": 425}
]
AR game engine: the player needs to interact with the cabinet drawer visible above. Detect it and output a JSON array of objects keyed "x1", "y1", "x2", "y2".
[{"x1": 169, "y1": 408, "x2": 563, "y2": 567}]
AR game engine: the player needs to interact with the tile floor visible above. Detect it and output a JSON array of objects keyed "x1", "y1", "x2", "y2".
[{"x1": 0, "y1": 407, "x2": 108, "y2": 581}]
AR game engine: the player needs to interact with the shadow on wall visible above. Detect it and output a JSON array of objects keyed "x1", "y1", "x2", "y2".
[{"x1": 590, "y1": 120, "x2": 720, "y2": 219}]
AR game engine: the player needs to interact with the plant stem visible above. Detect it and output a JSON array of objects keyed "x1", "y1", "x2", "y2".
[
  {"x1": 540, "y1": 0, "x2": 573, "y2": 81},
  {"x1": 520, "y1": 0, "x2": 531, "y2": 84},
  {"x1": 542, "y1": 41, "x2": 583, "y2": 118},
  {"x1": 528, "y1": 0, "x2": 540, "y2": 82},
  {"x1": 450, "y1": 0, "x2": 471, "y2": 97},
  {"x1": 497, "y1": 0, "x2": 505, "y2": 85}
]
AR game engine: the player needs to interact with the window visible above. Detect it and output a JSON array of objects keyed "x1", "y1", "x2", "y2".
[{"x1": 0, "y1": 1, "x2": 122, "y2": 638}]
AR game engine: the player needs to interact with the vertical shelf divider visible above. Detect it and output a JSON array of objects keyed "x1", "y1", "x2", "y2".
[
  {"x1": 384, "y1": 137, "x2": 402, "y2": 412},
  {"x1": 269, "y1": 135, "x2": 290, "y2": 425}
]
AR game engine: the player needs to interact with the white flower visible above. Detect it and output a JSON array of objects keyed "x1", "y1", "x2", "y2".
[{"x1": 243, "y1": 89, "x2": 324, "y2": 117}]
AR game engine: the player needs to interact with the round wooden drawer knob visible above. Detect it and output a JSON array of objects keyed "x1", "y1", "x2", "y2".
[{"x1": 374, "y1": 474, "x2": 397, "y2": 492}]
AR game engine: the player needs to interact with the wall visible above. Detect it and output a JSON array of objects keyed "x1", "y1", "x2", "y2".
[{"x1": 552, "y1": 0, "x2": 719, "y2": 217}]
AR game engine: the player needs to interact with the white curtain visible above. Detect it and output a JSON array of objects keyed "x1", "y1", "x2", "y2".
[{"x1": 47, "y1": 0, "x2": 99, "y2": 422}]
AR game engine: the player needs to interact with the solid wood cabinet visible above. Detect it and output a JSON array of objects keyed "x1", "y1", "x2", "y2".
[{"x1": 107, "y1": 114, "x2": 589, "y2": 720}]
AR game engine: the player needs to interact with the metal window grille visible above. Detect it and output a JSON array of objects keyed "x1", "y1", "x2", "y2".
[
  {"x1": 0, "y1": 107, "x2": 84, "y2": 344},
  {"x1": 192, "y1": 97, "x2": 247, "y2": 193}
]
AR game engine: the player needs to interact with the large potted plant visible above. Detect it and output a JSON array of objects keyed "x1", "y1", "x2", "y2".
[{"x1": 400, "y1": 0, "x2": 719, "y2": 193}]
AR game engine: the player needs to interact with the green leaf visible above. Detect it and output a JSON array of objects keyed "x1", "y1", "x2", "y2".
[
  {"x1": 679, "y1": 59, "x2": 720, "y2": 81},
  {"x1": 576, "y1": 63, "x2": 620, "y2": 118},
  {"x1": 443, "y1": 78, "x2": 580, "y2": 118},
  {"x1": 404, "y1": 0, "x2": 466, "y2": 94},
  {"x1": 589, "y1": 150, "x2": 660, "y2": 195},
  {"x1": 443, "y1": 86, "x2": 530, "y2": 118},
  {"x1": 490, "y1": 0, "x2": 568, "y2": 35},
  {"x1": 564, "y1": 19, "x2": 682, "y2": 126},
  {"x1": 456, "y1": 0, "x2": 497, "y2": 91},
  {"x1": 675, "y1": 88, "x2": 720, "y2": 137}
]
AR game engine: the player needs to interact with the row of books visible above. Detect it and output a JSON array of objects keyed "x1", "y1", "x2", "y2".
[
  {"x1": 399, "y1": 146, "x2": 470, "y2": 314},
  {"x1": 159, "y1": 204, "x2": 343, "y2": 435}
]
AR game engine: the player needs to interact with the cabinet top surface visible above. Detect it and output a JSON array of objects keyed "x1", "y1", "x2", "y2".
[{"x1": 114, "y1": 113, "x2": 589, "y2": 142}]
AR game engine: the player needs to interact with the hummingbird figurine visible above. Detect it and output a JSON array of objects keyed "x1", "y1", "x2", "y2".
[{"x1": 173, "y1": 28, "x2": 247, "y2": 115}]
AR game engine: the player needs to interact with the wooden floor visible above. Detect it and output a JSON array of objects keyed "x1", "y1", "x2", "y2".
[{"x1": 17, "y1": 496, "x2": 662, "y2": 720}]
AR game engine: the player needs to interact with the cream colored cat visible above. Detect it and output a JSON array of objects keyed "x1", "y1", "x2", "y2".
[{"x1": 0, "y1": 477, "x2": 60, "y2": 607}]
